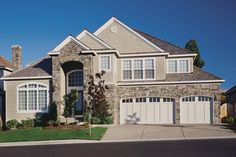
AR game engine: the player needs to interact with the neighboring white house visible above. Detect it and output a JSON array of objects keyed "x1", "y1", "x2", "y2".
[{"x1": 2, "y1": 17, "x2": 224, "y2": 125}]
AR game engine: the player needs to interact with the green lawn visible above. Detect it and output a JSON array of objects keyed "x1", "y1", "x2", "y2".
[{"x1": 0, "y1": 127, "x2": 107, "y2": 142}]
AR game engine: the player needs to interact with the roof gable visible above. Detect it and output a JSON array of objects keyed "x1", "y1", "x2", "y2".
[
  {"x1": 76, "y1": 29, "x2": 112, "y2": 50},
  {"x1": 94, "y1": 17, "x2": 164, "y2": 53},
  {"x1": 49, "y1": 35, "x2": 90, "y2": 55}
]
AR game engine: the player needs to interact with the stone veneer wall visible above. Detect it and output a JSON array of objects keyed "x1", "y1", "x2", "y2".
[
  {"x1": 51, "y1": 41, "x2": 93, "y2": 117},
  {"x1": 107, "y1": 83, "x2": 221, "y2": 124}
]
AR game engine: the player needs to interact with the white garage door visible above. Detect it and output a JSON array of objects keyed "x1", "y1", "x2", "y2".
[
  {"x1": 180, "y1": 96, "x2": 213, "y2": 124},
  {"x1": 120, "y1": 97, "x2": 175, "y2": 124}
]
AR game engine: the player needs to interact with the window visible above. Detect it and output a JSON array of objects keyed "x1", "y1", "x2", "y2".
[
  {"x1": 168, "y1": 60, "x2": 177, "y2": 73},
  {"x1": 134, "y1": 60, "x2": 143, "y2": 79},
  {"x1": 145, "y1": 59, "x2": 154, "y2": 79},
  {"x1": 122, "y1": 59, "x2": 155, "y2": 80},
  {"x1": 179, "y1": 60, "x2": 188, "y2": 73},
  {"x1": 123, "y1": 60, "x2": 132, "y2": 80},
  {"x1": 68, "y1": 70, "x2": 83, "y2": 87},
  {"x1": 17, "y1": 83, "x2": 48, "y2": 112},
  {"x1": 100, "y1": 55, "x2": 111, "y2": 71},
  {"x1": 167, "y1": 59, "x2": 189, "y2": 73}
]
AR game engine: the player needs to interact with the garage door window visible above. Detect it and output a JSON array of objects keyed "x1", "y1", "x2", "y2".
[
  {"x1": 136, "y1": 97, "x2": 146, "y2": 103},
  {"x1": 122, "y1": 98, "x2": 133, "y2": 103},
  {"x1": 149, "y1": 97, "x2": 160, "y2": 102},
  {"x1": 163, "y1": 98, "x2": 174, "y2": 102},
  {"x1": 198, "y1": 96, "x2": 212, "y2": 101}
]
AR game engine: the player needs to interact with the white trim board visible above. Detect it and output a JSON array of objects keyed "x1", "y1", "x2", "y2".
[
  {"x1": 50, "y1": 35, "x2": 90, "y2": 53},
  {"x1": 1, "y1": 76, "x2": 52, "y2": 80},
  {"x1": 76, "y1": 29, "x2": 112, "y2": 49},
  {"x1": 117, "y1": 80, "x2": 225, "y2": 86},
  {"x1": 94, "y1": 17, "x2": 164, "y2": 52}
]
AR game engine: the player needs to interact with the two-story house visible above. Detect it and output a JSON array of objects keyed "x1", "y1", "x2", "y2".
[
  {"x1": 0, "y1": 56, "x2": 12, "y2": 122},
  {"x1": 2, "y1": 17, "x2": 224, "y2": 125}
]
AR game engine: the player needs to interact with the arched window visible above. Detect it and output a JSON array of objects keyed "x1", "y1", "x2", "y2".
[{"x1": 17, "y1": 83, "x2": 49, "y2": 112}]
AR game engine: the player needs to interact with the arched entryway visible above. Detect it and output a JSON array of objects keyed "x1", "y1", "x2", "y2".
[{"x1": 61, "y1": 61, "x2": 84, "y2": 115}]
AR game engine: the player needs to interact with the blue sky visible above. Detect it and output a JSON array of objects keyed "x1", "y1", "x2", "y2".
[{"x1": 0, "y1": 0, "x2": 235, "y2": 89}]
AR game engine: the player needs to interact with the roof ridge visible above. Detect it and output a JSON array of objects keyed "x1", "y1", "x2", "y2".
[{"x1": 133, "y1": 28, "x2": 194, "y2": 54}]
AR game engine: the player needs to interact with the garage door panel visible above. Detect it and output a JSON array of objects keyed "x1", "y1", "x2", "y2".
[
  {"x1": 147, "y1": 103, "x2": 155, "y2": 123},
  {"x1": 120, "y1": 97, "x2": 174, "y2": 124},
  {"x1": 133, "y1": 103, "x2": 141, "y2": 123},
  {"x1": 180, "y1": 96, "x2": 212, "y2": 124}
]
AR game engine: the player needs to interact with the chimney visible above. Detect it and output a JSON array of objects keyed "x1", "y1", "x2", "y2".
[{"x1": 12, "y1": 45, "x2": 22, "y2": 71}]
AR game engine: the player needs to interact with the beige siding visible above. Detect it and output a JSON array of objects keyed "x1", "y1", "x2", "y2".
[
  {"x1": 189, "y1": 57, "x2": 193, "y2": 72},
  {"x1": 80, "y1": 34, "x2": 106, "y2": 49},
  {"x1": 93, "y1": 54, "x2": 115, "y2": 83},
  {"x1": 6, "y1": 79, "x2": 50, "y2": 121},
  {"x1": 156, "y1": 56, "x2": 166, "y2": 80},
  {"x1": 97, "y1": 20, "x2": 157, "y2": 53}
]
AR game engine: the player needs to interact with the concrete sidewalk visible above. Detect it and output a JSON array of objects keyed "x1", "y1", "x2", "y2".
[{"x1": 102, "y1": 124, "x2": 236, "y2": 141}]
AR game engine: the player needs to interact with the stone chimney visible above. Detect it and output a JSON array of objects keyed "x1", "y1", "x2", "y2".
[{"x1": 12, "y1": 45, "x2": 22, "y2": 71}]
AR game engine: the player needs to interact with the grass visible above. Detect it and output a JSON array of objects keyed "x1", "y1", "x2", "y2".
[{"x1": 0, "y1": 127, "x2": 107, "y2": 143}]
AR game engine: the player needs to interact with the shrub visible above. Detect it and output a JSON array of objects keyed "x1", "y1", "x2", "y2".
[
  {"x1": 101, "y1": 116, "x2": 113, "y2": 124},
  {"x1": 6, "y1": 119, "x2": 18, "y2": 130},
  {"x1": 48, "y1": 120, "x2": 54, "y2": 126},
  {"x1": 228, "y1": 117, "x2": 236, "y2": 125},
  {"x1": 40, "y1": 113, "x2": 50, "y2": 126},
  {"x1": 21, "y1": 118, "x2": 35, "y2": 129},
  {"x1": 53, "y1": 120, "x2": 60, "y2": 127},
  {"x1": 83, "y1": 112, "x2": 91, "y2": 123},
  {"x1": 91, "y1": 117, "x2": 101, "y2": 124}
]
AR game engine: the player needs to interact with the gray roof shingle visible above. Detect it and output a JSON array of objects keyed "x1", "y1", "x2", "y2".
[
  {"x1": 4, "y1": 57, "x2": 52, "y2": 78},
  {"x1": 134, "y1": 29, "x2": 194, "y2": 55}
]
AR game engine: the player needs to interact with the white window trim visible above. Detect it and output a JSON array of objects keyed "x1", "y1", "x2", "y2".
[
  {"x1": 121, "y1": 58, "x2": 156, "y2": 81},
  {"x1": 167, "y1": 58, "x2": 191, "y2": 74},
  {"x1": 99, "y1": 55, "x2": 112, "y2": 72},
  {"x1": 66, "y1": 69, "x2": 84, "y2": 93},
  {"x1": 17, "y1": 82, "x2": 49, "y2": 113}
]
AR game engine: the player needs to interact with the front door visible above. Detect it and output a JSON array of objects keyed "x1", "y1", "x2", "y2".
[{"x1": 67, "y1": 70, "x2": 83, "y2": 115}]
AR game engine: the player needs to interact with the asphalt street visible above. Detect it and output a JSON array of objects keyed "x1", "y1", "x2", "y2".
[{"x1": 1, "y1": 138, "x2": 236, "y2": 157}]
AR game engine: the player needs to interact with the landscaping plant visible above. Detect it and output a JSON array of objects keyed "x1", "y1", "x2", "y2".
[
  {"x1": 6, "y1": 119, "x2": 18, "y2": 130},
  {"x1": 63, "y1": 89, "x2": 79, "y2": 117}
]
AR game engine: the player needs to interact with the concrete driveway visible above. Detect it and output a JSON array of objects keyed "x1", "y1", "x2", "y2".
[{"x1": 102, "y1": 124, "x2": 236, "y2": 141}]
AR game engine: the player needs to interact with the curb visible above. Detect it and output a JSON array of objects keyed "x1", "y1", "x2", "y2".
[{"x1": 1, "y1": 136, "x2": 236, "y2": 147}]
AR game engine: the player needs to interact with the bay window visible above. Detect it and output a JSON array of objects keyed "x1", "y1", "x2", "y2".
[{"x1": 17, "y1": 83, "x2": 48, "y2": 112}]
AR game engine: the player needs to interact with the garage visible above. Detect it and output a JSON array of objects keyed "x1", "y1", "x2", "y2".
[
  {"x1": 180, "y1": 96, "x2": 213, "y2": 124},
  {"x1": 120, "y1": 97, "x2": 175, "y2": 124}
]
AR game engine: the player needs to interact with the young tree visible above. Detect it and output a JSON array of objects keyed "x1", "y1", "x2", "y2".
[
  {"x1": 185, "y1": 39, "x2": 205, "y2": 68},
  {"x1": 63, "y1": 89, "x2": 79, "y2": 118},
  {"x1": 86, "y1": 70, "x2": 111, "y2": 118}
]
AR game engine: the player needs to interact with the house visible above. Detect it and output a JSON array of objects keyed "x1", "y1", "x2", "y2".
[
  {"x1": 2, "y1": 17, "x2": 224, "y2": 125},
  {"x1": 0, "y1": 55, "x2": 12, "y2": 122},
  {"x1": 224, "y1": 85, "x2": 236, "y2": 118}
]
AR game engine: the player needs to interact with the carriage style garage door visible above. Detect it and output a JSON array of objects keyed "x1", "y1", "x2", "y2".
[
  {"x1": 120, "y1": 97, "x2": 175, "y2": 124},
  {"x1": 180, "y1": 96, "x2": 213, "y2": 124}
]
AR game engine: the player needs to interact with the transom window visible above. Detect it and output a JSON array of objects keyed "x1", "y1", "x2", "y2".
[
  {"x1": 123, "y1": 58, "x2": 155, "y2": 80},
  {"x1": 17, "y1": 83, "x2": 48, "y2": 112},
  {"x1": 100, "y1": 55, "x2": 111, "y2": 71},
  {"x1": 68, "y1": 70, "x2": 83, "y2": 87},
  {"x1": 167, "y1": 59, "x2": 189, "y2": 73}
]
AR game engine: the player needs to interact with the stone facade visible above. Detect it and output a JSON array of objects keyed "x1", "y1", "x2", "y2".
[
  {"x1": 107, "y1": 83, "x2": 222, "y2": 124},
  {"x1": 51, "y1": 41, "x2": 94, "y2": 117},
  {"x1": 11, "y1": 45, "x2": 22, "y2": 72}
]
